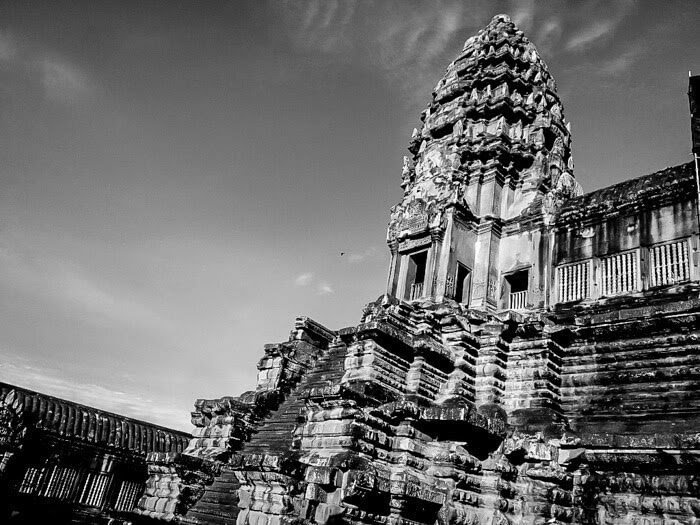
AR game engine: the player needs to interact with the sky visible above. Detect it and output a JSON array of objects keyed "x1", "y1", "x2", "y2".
[{"x1": 0, "y1": 1, "x2": 698, "y2": 432}]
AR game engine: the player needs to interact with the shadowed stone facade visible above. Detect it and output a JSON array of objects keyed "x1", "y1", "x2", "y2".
[
  {"x1": 0, "y1": 383, "x2": 191, "y2": 524},
  {"x1": 2, "y1": 13, "x2": 699, "y2": 525}
]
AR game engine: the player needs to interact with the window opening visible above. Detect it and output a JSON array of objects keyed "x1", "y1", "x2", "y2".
[
  {"x1": 454, "y1": 263, "x2": 471, "y2": 304},
  {"x1": 600, "y1": 251, "x2": 639, "y2": 296},
  {"x1": 505, "y1": 270, "x2": 528, "y2": 310},
  {"x1": 557, "y1": 261, "x2": 589, "y2": 303},
  {"x1": 404, "y1": 250, "x2": 428, "y2": 301},
  {"x1": 649, "y1": 240, "x2": 690, "y2": 287}
]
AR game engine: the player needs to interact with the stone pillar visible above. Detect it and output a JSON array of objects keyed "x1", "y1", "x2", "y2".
[
  {"x1": 545, "y1": 226, "x2": 557, "y2": 307},
  {"x1": 433, "y1": 212, "x2": 455, "y2": 302},
  {"x1": 426, "y1": 227, "x2": 445, "y2": 299},
  {"x1": 470, "y1": 221, "x2": 501, "y2": 310},
  {"x1": 475, "y1": 321, "x2": 507, "y2": 407},
  {"x1": 386, "y1": 240, "x2": 401, "y2": 298},
  {"x1": 405, "y1": 355, "x2": 425, "y2": 396},
  {"x1": 503, "y1": 327, "x2": 563, "y2": 418},
  {"x1": 479, "y1": 165, "x2": 506, "y2": 217},
  {"x1": 465, "y1": 170, "x2": 483, "y2": 214},
  {"x1": 500, "y1": 175, "x2": 513, "y2": 217}
]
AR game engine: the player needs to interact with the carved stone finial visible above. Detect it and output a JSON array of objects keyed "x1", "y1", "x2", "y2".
[{"x1": 492, "y1": 13, "x2": 512, "y2": 24}]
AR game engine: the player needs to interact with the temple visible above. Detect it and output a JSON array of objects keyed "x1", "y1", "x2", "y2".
[{"x1": 2, "y1": 14, "x2": 700, "y2": 525}]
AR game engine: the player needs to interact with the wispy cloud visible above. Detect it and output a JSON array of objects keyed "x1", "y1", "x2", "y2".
[
  {"x1": 281, "y1": 0, "x2": 359, "y2": 54},
  {"x1": 0, "y1": 30, "x2": 17, "y2": 63},
  {"x1": 0, "y1": 30, "x2": 93, "y2": 103},
  {"x1": 317, "y1": 283, "x2": 334, "y2": 295},
  {"x1": 0, "y1": 237, "x2": 171, "y2": 331},
  {"x1": 598, "y1": 48, "x2": 641, "y2": 76},
  {"x1": 566, "y1": 20, "x2": 616, "y2": 52},
  {"x1": 273, "y1": 0, "x2": 487, "y2": 104},
  {"x1": 0, "y1": 357, "x2": 191, "y2": 431},
  {"x1": 56, "y1": 269, "x2": 169, "y2": 328},
  {"x1": 294, "y1": 272, "x2": 314, "y2": 286},
  {"x1": 274, "y1": 1, "x2": 639, "y2": 105},
  {"x1": 347, "y1": 246, "x2": 379, "y2": 264},
  {"x1": 293, "y1": 271, "x2": 334, "y2": 295},
  {"x1": 39, "y1": 55, "x2": 93, "y2": 103},
  {"x1": 371, "y1": 2, "x2": 471, "y2": 91},
  {"x1": 536, "y1": 17, "x2": 563, "y2": 55},
  {"x1": 565, "y1": 1, "x2": 635, "y2": 52}
]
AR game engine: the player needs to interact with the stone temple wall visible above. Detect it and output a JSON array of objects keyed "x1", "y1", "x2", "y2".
[{"x1": 133, "y1": 276, "x2": 700, "y2": 525}]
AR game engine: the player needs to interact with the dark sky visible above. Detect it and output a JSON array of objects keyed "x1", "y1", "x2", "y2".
[{"x1": 0, "y1": 1, "x2": 698, "y2": 430}]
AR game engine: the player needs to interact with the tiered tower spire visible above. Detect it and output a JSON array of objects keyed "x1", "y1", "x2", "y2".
[{"x1": 386, "y1": 14, "x2": 581, "y2": 311}]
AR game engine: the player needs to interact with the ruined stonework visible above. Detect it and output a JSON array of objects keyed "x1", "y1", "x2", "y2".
[{"x1": 133, "y1": 15, "x2": 700, "y2": 525}]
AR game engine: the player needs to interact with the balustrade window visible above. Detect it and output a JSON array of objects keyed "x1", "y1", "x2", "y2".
[
  {"x1": 557, "y1": 261, "x2": 590, "y2": 303},
  {"x1": 41, "y1": 466, "x2": 80, "y2": 500},
  {"x1": 78, "y1": 472, "x2": 111, "y2": 508},
  {"x1": 600, "y1": 251, "x2": 639, "y2": 297},
  {"x1": 18, "y1": 467, "x2": 43, "y2": 494},
  {"x1": 649, "y1": 239, "x2": 690, "y2": 287},
  {"x1": 505, "y1": 269, "x2": 528, "y2": 310},
  {"x1": 52, "y1": 467, "x2": 80, "y2": 500},
  {"x1": 113, "y1": 480, "x2": 143, "y2": 512},
  {"x1": 18, "y1": 465, "x2": 83, "y2": 500}
]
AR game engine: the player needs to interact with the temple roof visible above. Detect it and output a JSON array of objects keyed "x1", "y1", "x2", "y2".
[
  {"x1": 409, "y1": 12, "x2": 572, "y2": 167},
  {"x1": 389, "y1": 14, "x2": 577, "y2": 241},
  {"x1": 556, "y1": 161, "x2": 697, "y2": 225},
  {"x1": 0, "y1": 382, "x2": 190, "y2": 454}
]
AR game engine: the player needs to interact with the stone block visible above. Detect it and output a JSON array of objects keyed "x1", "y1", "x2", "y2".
[{"x1": 314, "y1": 503, "x2": 344, "y2": 525}]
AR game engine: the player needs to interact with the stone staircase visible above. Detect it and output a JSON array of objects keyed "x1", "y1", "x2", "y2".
[
  {"x1": 183, "y1": 343, "x2": 348, "y2": 525},
  {"x1": 243, "y1": 343, "x2": 348, "y2": 456},
  {"x1": 184, "y1": 467, "x2": 241, "y2": 525}
]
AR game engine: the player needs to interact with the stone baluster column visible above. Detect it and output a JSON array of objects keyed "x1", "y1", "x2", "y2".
[{"x1": 425, "y1": 228, "x2": 445, "y2": 298}]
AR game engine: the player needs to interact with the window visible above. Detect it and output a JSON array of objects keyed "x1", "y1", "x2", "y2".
[
  {"x1": 557, "y1": 261, "x2": 590, "y2": 303},
  {"x1": 600, "y1": 251, "x2": 639, "y2": 297},
  {"x1": 42, "y1": 466, "x2": 80, "y2": 500},
  {"x1": 113, "y1": 480, "x2": 143, "y2": 511},
  {"x1": 454, "y1": 263, "x2": 471, "y2": 304},
  {"x1": 649, "y1": 239, "x2": 690, "y2": 287},
  {"x1": 505, "y1": 270, "x2": 528, "y2": 310},
  {"x1": 78, "y1": 472, "x2": 111, "y2": 507},
  {"x1": 19, "y1": 467, "x2": 43, "y2": 495},
  {"x1": 403, "y1": 250, "x2": 428, "y2": 301}
]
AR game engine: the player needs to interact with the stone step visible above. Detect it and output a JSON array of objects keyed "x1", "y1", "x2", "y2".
[{"x1": 242, "y1": 346, "x2": 347, "y2": 455}]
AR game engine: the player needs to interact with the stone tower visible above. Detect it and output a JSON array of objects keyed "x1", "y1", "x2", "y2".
[
  {"x1": 387, "y1": 14, "x2": 581, "y2": 311},
  {"x1": 128, "y1": 15, "x2": 700, "y2": 525}
]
